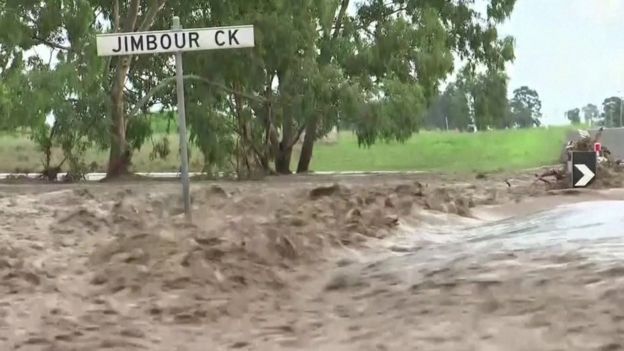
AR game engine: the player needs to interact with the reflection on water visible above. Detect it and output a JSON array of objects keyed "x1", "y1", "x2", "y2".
[
  {"x1": 463, "y1": 200, "x2": 624, "y2": 259},
  {"x1": 378, "y1": 201, "x2": 624, "y2": 272}
]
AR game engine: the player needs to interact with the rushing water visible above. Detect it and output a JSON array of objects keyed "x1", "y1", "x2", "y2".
[
  {"x1": 368, "y1": 200, "x2": 624, "y2": 275},
  {"x1": 312, "y1": 200, "x2": 624, "y2": 350},
  {"x1": 463, "y1": 200, "x2": 624, "y2": 260}
]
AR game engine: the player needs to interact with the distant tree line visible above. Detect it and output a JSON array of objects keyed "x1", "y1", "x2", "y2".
[
  {"x1": 566, "y1": 98, "x2": 623, "y2": 127},
  {"x1": 422, "y1": 67, "x2": 543, "y2": 131}
]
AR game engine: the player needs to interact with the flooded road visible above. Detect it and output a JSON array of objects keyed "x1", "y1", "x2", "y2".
[
  {"x1": 381, "y1": 200, "x2": 624, "y2": 271},
  {"x1": 3, "y1": 181, "x2": 624, "y2": 350},
  {"x1": 303, "y1": 201, "x2": 624, "y2": 350}
]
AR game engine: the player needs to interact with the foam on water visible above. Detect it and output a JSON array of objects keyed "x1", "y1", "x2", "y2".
[
  {"x1": 464, "y1": 200, "x2": 624, "y2": 255},
  {"x1": 372, "y1": 200, "x2": 624, "y2": 273}
]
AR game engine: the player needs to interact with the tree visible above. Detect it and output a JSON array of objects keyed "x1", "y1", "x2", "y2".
[
  {"x1": 0, "y1": 1, "x2": 111, "y2": 176},
  {"x1": 565, "y1": 108, "x2": 581, "y2": 125},
  {"x1": 0, "y1": 0, "x2": 519, "y2": 178},
  {"x1": 423, "y1": 82, "x2": 470, "y2": 130},
  {"x1": 464, "y1": 68, "x2": 511, "y2": 130},
  {"x1": 600, "y1": 97, "x2": 623, "y2": 127},
  {"x1": 509, "y1": 86, "x2": 542, "y2": 127},
  {"x1": 423, "y1": 66, "x2": 512, "y2": 131},
  {"x1": 1, "y1": 0, "x2": 207, "y2": 178},
  {"x1": 294, "y1": 0, "x2": 518, "y2": 172},
  {"x1": 582, "y1": 103, "x2": 599, "y2": 126}
]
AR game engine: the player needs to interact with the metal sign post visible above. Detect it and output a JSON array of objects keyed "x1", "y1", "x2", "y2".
[
  {"x1": 172, "y1": 16, "x2": 191, "y2": 219},
  {"x1": 96, "y1": 18, "x2": 255, "y2": 220}
]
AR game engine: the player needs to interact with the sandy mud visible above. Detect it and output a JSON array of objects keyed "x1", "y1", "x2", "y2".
[{"x1": 0, "y1": 170, "x2": 623, "y2": 350}]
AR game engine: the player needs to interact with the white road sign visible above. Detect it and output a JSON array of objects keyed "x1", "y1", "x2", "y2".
[
  {"x1": 96, "y1": 25, "x2": 254, "y2": 56},
  {"x1": 573, "y1": 164, "x2": 595, "y2": 187},
  {"x1": 95, "y1": 17, "x2": 255, "y2": 220}
]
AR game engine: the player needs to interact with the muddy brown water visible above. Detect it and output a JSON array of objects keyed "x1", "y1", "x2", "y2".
[
  {"x1": 303, "y1": 200, "x2": 624, "y2": 350},
  {"x1": 2, "y1": 180, "x2": 624, "y2": 350}
]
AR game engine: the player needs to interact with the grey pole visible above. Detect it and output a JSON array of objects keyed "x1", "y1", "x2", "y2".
[{"x1": 172, "y1": 16, "x2": 191, "y2": 219}]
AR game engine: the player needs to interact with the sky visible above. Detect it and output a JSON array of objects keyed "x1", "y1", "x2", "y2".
[{"x1": 497, "y1": 0, "x2": 624, "y2": 125}]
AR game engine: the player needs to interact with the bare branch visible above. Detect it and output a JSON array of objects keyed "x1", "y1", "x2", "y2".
[
  {"x1": 286, "y1": 125, "x2": 306, "y2": 150},
  {"x1": 47, "y1": 48, "x2": 55, "y2": 66},
  {"x1": 128, "y1": 74, "x2": 265, "y2": 118},
  {"x1": 123, "y1": 0, "x2": 141, "y2": 32},
  {"x1": 138, "y1": 0, "x2": 168, "y2": 32},
  {"x1": 332, "y1": 0, "x2": 351, "y2": 39},
  {"x1": 113, "y1": 0, "x2": 120, "y2": 32},
  {"x1": 32, "y1": 36, "x2": 70, "y2": 51}
]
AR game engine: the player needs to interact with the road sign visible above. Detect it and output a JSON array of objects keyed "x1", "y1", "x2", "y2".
[
  {"x1": 95, "y1": 18, "x2": 255, "y2": 220},
  {"x1": 96, "y1": 25, "x2": 254, "y2": 56},
  {"x1": 571, "y1": 151, "x2": 596, "y2": 188}
]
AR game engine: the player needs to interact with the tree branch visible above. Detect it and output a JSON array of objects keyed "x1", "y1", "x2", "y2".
[
  {"x1": 138, "y1": 0, "x2": 168, "y2": 31},
  {"x1": 128, "y1": 74, "x2": 265, "y2": 118},
  {"x1": 332, "y1": 0, "x2": 351, "y2": 40},
  {"x1": 286, "y1": 125, "x2": 306, "y2": 150},
  {"x1": 32, "y1": 36, "x2": 70, "y2": 51},
  {"x1": 113, "y1": 0, "x2": 120, "y2": 32},
  {"x1": 123, "y1": 0, "x2": 141, "y2": 32}
]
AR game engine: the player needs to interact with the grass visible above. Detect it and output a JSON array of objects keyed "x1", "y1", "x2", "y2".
[
  {"x1": 0, "y1": 125, "x2": 574, "y2": 174},
  {"x1": 306, "y1": 127, "x2": 572, "y2": 173}
]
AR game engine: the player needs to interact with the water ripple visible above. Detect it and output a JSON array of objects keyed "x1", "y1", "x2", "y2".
[{"x1": 371, "y1": 200, "x2": 624, "y2": 274}]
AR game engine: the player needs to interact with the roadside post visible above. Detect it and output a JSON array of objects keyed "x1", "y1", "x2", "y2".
[
  {"x1": 96, "y1": 18, "x2": 255, "y2": 220},
  {"x1": 571, "y1": 151, "x2": 597, "y2": 188}
]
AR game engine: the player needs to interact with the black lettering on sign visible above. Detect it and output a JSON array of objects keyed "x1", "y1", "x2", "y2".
[
  {"x1": 113, "y1": 36, "x2": 122, "y2": 52},
  {"x1": 215, "y1": 30, "x2": 225, "y2": 46},
  {"x1": 228, "y1": 29, "x2": 239, "y2": 45},
  {"x1": 146, "y1": 35, "x2": 157, "y2": 50},
  {"x1": 174, "y1": 33, "x2": 186, "y2": 49},
  {"x1": 160, "y1": 33, "x2": 172, "y2": 49},
  {"x1": 130, "y1": 36, "x2": 143, "y2": 51},
  {"x1": 189, "y1": 32, "x2": 199, "y2": 48}
]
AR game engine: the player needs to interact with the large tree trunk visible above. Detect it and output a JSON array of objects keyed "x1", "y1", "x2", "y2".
[
  {"x1": 295, "y1": 0, "x2": 349, "y2": 174},
  {"x1": 296, "y1": 116, "x2": 317, "y2": 173},
  {"x1": 275, "y1": 105, "x2": 294, "y2": 174},
  {"x1": 275, "y1": 148, "x2": 292, "y2": 174},
  {"x1": 106, "y1": 57, "x2": 132, "y2": 178},
  {"x1": 105, "y1": 0, "x2": 143, "y2": 179}
]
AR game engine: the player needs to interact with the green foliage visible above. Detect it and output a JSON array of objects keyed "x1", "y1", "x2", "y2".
[
  {"x1": 0, "y1": 0, "x2": 520, "y2": 177},
  {"x1": 510, "y1": 86, "x2": 542, "y2": 127},
  {"x1": 465, "y1": 69, "x2": 511, "y2": 130},
  {"x1": 565, "y1": 108, "x2": 581, "y2": 125},
  {"x1": 566, "y1": 98, "x2": 624, "y2": 128},
  {"x1": 582, "y1": 104, "x2": 599, "y2": 125},
  {"x1": 187, "y1": 102, "x2": 236, "y2": 174},
  {"x1": 600, "y1": 97, "x2": 623, "y2": 127},
  {"x1": 423, "y1": 67, "x2": 524, "y2": 131}
]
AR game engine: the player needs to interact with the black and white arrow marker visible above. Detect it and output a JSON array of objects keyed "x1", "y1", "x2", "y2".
[
  {"x1": 571, "y1": 151, "x2": 597, "y2": 188},
  {"x1": 573, "y1": 164, "x2": 595, "y2": 187}
]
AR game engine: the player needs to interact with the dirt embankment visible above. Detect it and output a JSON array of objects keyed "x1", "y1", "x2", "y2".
[{"x1": 0, "y1": 170, "x2": 622, "y2": 350}]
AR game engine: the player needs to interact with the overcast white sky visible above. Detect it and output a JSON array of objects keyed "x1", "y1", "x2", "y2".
[{"x1": 498, "y1": 0, "x2": 624, "y2": 125}]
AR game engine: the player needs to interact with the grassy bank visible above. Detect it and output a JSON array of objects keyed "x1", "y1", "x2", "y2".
[
  {"x1": 0, "y1": 126, "x2": 573, "y2": 174},
  {"x1": 307, "y1": 127, "x2": 571, "y2": 172}
]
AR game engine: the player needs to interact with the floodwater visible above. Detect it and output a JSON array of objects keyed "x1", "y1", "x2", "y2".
[
  {"x1": 466, "y1": 200, "x2": 624, "y2": 259},
  {"x1": 309, "y1": 201, "x2": 624, "y2": 350},
  {"x1": 376, "y1": 200, "x2": 624, "y2": 272}
]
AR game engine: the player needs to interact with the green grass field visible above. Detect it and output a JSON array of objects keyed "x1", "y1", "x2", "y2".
[
  {"x1": 0, "y1": 125, "x2": 573, "y2": 174},
  {"x1": 306, "y1": 127, "x2": 571, "y2": 173}
]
